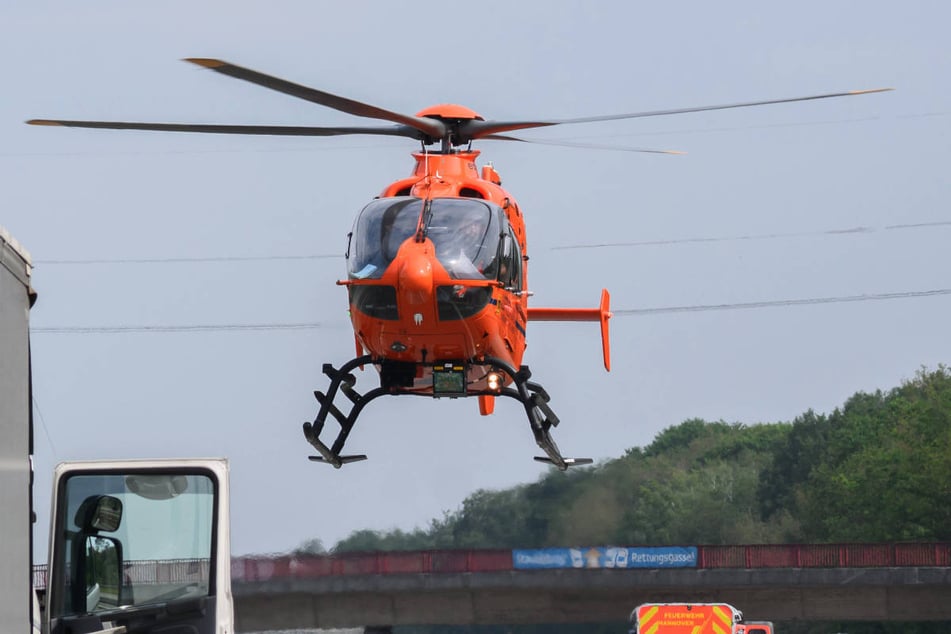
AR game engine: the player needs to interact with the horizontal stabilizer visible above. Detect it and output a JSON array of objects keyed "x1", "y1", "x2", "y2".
[{"x1": 528, "y1": 288, "x2": 612, "y2": 371}]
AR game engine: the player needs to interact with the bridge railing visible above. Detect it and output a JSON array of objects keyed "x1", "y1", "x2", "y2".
[
  {"x1": 230, "y1": 543, "x2": 951, "y2": 581},
  {"x1": 230, "y1": 549, "x2": 515, "y2": 582},
  {"x1": 33, "y1": 543, "x2": 951, "y2": 588},
  {"x1": 698, "y1": 543, "x2": 951, "y2": 568}
]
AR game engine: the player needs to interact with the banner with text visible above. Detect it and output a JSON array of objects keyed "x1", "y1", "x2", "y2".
[{"x1": 512, "y1": 546, "x2": 698, "y2": 570}]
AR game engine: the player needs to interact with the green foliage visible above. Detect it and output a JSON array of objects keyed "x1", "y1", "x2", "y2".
[
  {"x1": 450, "y1": 487, "x2": 528, "y2": 547},
  {"x1": 294, "y1": 537, "x2": 326, "y2": 555},
  {"x1": 612, "y1": 430, "x2": 789, "y2": 545},
  {"x1": 641, "y1": 418, "x2": 712, "y2": 457},
  {"x1": 300, "y1": 366, "x2": 951, "y2": 554},
  {"x1": 333, "y1": 526, "x2": 445, "y2": 553},
  {"x1": 799, "y1": 366, "x2": 951, "y2": 541},
  {"x1": 757, "y1": 410, "x2": 827, "y2": 527}
]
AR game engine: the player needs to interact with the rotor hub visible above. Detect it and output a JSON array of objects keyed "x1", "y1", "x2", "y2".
[{"x1": 415, "y1": 104, "x2": 484, "y2": 121}]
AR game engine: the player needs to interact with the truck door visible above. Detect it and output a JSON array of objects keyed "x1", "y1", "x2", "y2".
[{"x1": 45, "y1": 459, "x2": 233, "y2": 634}]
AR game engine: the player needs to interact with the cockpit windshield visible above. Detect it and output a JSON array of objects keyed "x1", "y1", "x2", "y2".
[
  {"x1": 348, "y1": 197, "x2": 421, "y2": 279},
  {"x1": 348, "y1": 197, "x2": 502, "y2": 281},
  {"x1": 427, "y1": 198, "x2": 502, "y2": 280}
]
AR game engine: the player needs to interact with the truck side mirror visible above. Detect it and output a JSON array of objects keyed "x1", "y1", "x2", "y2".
[
  {"x1": 83, "y1": 536, "x2": 123, "y2": 612},
  {"x1": 75, "y1": 495, "x2": 123, "y2": 533}
]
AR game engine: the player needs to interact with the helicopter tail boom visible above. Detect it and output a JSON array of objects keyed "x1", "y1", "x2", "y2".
[{"x1": 528, "y1": 289, "x2": 612, "y2": 371}]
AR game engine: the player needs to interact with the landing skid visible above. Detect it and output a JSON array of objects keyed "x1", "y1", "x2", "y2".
[
  {"x1": 483, "y1": 356, "x2": 593, "y2": 471},
  {"x1": 302, "y1": 355, "x2": 591, "y2": 470}
]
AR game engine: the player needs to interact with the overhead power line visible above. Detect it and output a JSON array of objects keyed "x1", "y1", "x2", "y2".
[
  {"x1": 36, "y1": 254, "x2": 341, "y2": 265},
  {"x1": 553, "y1": 220, "x2": 951, "y2": 251},
  {"x1": 614, "y1": 288, "x2": 951, "y2": 316},
  {"x1": 30, "y1": 288, "x2": 951, "y2": 334},
  {"x1": 32, "y1": 322, "x2": 327, "y2": 334}
]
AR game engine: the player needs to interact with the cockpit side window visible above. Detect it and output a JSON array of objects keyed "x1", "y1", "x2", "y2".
[{"x1": 498, "y1": 226, "x2": 522, "y2": 290}]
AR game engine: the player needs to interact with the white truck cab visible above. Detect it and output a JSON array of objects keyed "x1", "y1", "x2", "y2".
[
  {"x1": 2, "y1": 226, "x2": 234, "y2": 633},
  {"x1": 43, "y1": 459, "x2": 234, "y2": 634}
]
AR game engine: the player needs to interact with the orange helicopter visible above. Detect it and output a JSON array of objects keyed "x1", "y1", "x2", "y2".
[{"x1": 28, "y1": 59, "x2": 890, "y2": 469}]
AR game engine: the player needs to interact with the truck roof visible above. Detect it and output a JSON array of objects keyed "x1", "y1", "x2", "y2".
[
  {"x1": 0, "y1": 225, "x2": 33, "y2": 270},
  {"x1": 633, "y1": 603, "x2": 741, "y2": 633}
]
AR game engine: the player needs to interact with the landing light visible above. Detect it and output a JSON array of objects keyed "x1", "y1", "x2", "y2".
[{"x1": 486, "y1": 371, "x2": 503, "y2": 392}]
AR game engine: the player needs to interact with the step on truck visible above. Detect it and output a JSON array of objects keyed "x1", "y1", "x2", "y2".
[
  {"x1": 630, "y1": 603, "x2": 774, "y2": 634},
  {"x1": 1, "y1": 226, "x2": 234, "y2": 633}
]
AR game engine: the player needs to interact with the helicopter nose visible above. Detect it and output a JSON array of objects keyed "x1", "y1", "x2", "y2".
[{"x1": 398, "y1": 250, "x2": 434, "y2": 306}]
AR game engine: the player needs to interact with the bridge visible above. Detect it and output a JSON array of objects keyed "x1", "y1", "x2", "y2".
[{"x1": 34, "y1": 543, "x2": 951, "y2": 631}]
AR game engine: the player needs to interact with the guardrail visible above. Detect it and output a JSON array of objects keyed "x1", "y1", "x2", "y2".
[
  {"x1": 33, "y1": 543, "x2": 951, "y2": 588},
  {"x1": 698, "y1": 543, "x2": 951, "y2": 568}
]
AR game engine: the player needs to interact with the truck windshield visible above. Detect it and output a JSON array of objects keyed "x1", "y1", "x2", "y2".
[
  {"x1": 348, "y1": 197, "x2": 502, "y2": 281},
  {"x1": 52, "y1": 471, "x2": 216, "y2": 618}
]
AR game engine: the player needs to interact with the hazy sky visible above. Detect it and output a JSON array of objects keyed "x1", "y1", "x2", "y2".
[{"x1": 4, "y1": 1, "x2": 948, "y2": 558}]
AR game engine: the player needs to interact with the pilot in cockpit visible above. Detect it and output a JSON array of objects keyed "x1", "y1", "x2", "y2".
[{"x1": 445, "y1": 221, "x2": 488, "y2": 278}]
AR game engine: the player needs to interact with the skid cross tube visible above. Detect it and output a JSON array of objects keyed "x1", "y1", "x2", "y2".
[{"x1": 303, "y1": 354, "x2": 591, "y2": 470}]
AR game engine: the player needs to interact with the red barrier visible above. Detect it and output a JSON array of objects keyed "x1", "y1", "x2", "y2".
[
  {"x1": 466, "y1": 549, "x2": 514, "y2": 572},
  {"x1": 793, "y1": 544, "x2": 840, "y2": 567},
  {"x1": 431, "y1": 550, "x2": 472, "y2": 573},
  {"x1": 895, "y1": 543, "x2": 951, "y2": 566},
  {"x1": 379, "y1": 550, "x2": 425, "y2": 574},
  {"x1": 698, "y1": 543, "x2": 951, "y2": 568}
]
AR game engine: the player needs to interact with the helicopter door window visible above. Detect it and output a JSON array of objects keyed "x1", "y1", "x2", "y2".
[
  {"x1": 510, "y1": 232, "x2": 523, "y2": 290},
  {"x1": 498, "y1": 231, "x2": 521, "y2": 289},
  {"x1": 428, "y1": 198, "x2": 501, "y2": 280},
  {"x1": 348, "y1": 197, "x2": 423, "y2": 279}
]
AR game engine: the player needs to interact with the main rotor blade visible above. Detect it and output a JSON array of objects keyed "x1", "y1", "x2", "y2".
[
  {"x1": 483, "y1": 134, "x2": 685, "y2": 155},
  {"x1": 26, "y1": 119, "x2": 421, "y2": 138},
  {"x1": 184, "y1": 58, "x2": 446, "y2": 140},
  {"x1": 463, "y1": 88, "x2": 894, "y2": 138}
]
